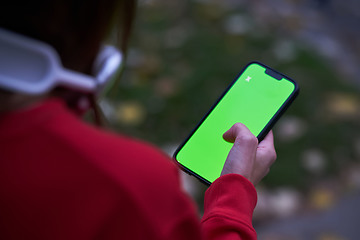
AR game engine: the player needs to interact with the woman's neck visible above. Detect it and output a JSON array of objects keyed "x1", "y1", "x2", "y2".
[{"x1": 0, "y1": 91, "x2": 48, "y2": 113}]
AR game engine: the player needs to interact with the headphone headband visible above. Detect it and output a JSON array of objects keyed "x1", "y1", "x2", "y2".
[{"x1": 0, "y1": 28, "x2": 122, "y2": 95}]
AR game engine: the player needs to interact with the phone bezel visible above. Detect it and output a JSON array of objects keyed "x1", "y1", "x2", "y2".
[{"x1": 173, "y1": 61, "x2": 299, "y2": 185}]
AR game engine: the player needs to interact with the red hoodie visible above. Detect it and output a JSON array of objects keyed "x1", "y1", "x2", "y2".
[{"x1": 0, "y1": 98, "x2": 257, "y2": 240}]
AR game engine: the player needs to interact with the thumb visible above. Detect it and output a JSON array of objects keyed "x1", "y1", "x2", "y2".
[
  {"x1": 221, "y1": 123, "x2": 259, "y2": 179},
  {"x1": 223, "y1": 123, "x2": 253, "y2": 143}
]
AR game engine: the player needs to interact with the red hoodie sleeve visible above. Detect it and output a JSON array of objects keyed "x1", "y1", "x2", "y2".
[{"x1": 201, "y1": 174, "x2": 258, "y2": 240}]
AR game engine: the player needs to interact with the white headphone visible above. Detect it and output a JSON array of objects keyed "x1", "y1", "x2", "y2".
[{"x1": 0, "y1": 27, "x2": 123, "y2": 95}]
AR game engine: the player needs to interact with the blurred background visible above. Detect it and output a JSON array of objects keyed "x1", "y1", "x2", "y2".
[{"x1": 101, "y1": 0, "x2": 360, "y2": 239}]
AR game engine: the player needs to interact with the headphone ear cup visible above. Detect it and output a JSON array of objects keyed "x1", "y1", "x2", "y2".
[{"x1": 92, "y1": 46, "x2": 123, "y2": 94}]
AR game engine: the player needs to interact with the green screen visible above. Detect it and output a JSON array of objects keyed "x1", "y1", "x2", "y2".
[{"x1": 175, "y1": 62, "x2": 296, "y2": 183}]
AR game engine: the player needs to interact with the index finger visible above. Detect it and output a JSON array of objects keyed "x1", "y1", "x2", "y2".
[{"x1": 258, "y1": 130, "x2": 274, "y2": 148}]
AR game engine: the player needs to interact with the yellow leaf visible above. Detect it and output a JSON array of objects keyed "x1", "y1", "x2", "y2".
[{"x1": 115, "y1": 101, "x2": 146, "y2": 126}]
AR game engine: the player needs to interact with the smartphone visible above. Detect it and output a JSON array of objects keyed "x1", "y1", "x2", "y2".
[{"x1": 173, "y1": 61, "x2": 299, "y2": 185}]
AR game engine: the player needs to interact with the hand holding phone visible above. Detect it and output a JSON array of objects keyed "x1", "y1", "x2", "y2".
[
  {"x1": 174, "y1": 61, "x2": 299, "y2": 185},
  {"x1": 221, "y1": 123, "x2": 276, "y2": 185}
]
